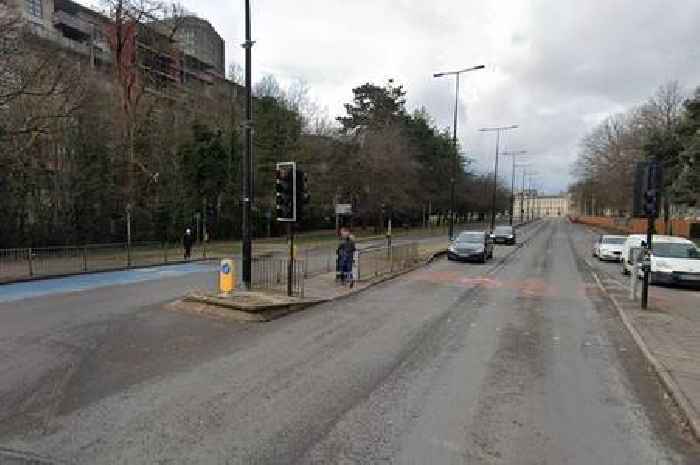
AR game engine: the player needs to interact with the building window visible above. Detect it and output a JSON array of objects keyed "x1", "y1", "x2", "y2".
[{"x1": 25, "y1": 0, "x2": 42, "y2": 18}]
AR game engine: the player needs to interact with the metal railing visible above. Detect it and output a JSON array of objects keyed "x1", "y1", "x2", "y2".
[
  {"x1": 251, "y1": 256, "x2": 305, "y2": 297},
  {"x1": 0, "y1": 242, "x2": 209, "y2": 284},
  {"x1": 356, "y1": 243, "x2": 420, "y2": 281}
]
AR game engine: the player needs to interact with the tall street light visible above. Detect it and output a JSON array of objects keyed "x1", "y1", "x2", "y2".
[
  {"x1": 525, "y1": 171, "x2": 540, "y2": 221},
  {"x1": 514, "y1": 162, "x2": 530, "y2": 224},
  {"x1": 479, "y1": 125, "x2": 519, "y2": 232},
  {"x1": 239, "y1": 0, "x2": 256, "y2": 289},
  {"x1": 500, "y1": 150, "x2": 527, "y2": 225},
  {"x1": 433, "y1": 64, "x2": 485, "y2": 240}
]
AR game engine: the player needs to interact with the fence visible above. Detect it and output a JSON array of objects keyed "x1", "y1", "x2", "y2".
[
  {"x1": 247, "y1": 241, "x2": 421, "y2": 296},
  {"x1": 0, "y1": 242, "x2": 209, "y2": 284},
  {"x1": 572, "y1": 216, "x2": 700, "y2": 239},
  {"x1": 250, "y1": 256, "x2": 305, "y2": 297},
  {"x1": 356, "y1": 243, "x2": 420, "y2": 281}
]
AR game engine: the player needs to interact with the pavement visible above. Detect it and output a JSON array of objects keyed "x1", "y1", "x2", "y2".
[
  {"x1": 570, "y1": 221, "x2": 700, "y2": 441},
  {"x1": 1, "y1": 219, "x2": 699, "y2": 464}
]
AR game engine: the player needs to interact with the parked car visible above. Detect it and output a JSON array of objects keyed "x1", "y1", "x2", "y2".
[
  {"x1": 448, "y1": 231, "x2": 494, "y2": 263},
  {"x1": 592, "y1": 234, "x2": 626, "y2": 261},
  {"x1": 621, "y1": 235, "x2": 700, "y2": 285},
  {"x1": 492, "y1": 225, "x2": 516, "y2": 245}
]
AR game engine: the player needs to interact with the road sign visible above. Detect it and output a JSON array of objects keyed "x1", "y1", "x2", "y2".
[{"x1": 335, "y1": 204, "x2": 352, "y2": 215}]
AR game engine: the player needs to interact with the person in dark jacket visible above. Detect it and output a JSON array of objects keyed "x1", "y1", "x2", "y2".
[
  {"x1": 183, "y1": 228, "x2": 194, "y2": 260},
  {"x1": 336, "y1": 229, "x2": 356, "y2": 287}
]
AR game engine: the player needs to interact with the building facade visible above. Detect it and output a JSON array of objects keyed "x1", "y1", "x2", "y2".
[
  {"x1": 5, "y1": 0, "x2": 236, "y2": 100},
  {"x1": 170, "y1": 16, "x2": 225, "y2": 76},
  {"x1": 533, "y1": 193, "x2": 571, "y2": 217}
]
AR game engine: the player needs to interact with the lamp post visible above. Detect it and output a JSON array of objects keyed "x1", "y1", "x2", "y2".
[
  {"x1": 525, "y1": 172, "x2": 540, "y2": 221},
  {"x1": 500, "y1": 150, "x2": 527, "y2": 225},
  {"x1": 479, "y1": 125, "x2": 519, "y2": 232},
  {"x1": 513, "y1": 163, "x2": 530, "y2": 225},
  {"x1": 241, "y1": 0, "x2": 255, "y2": 289},
  {"x1": 433, "y1": 64, "x2": 485, "y2": 240}
]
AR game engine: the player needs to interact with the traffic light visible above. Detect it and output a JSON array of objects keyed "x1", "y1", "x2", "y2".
[
  {"x1": 296, "y1": 169, "x2": 310, "y2": 222},
  {"x1": 276, "y1": 163, "x2": 295, "y2": 221},
  {"x1": 633, "y1": 161, "x2": 664, "y2": 218},
  {"x1": 643, "y1": 189, "x2": 658, "y2": 218}
]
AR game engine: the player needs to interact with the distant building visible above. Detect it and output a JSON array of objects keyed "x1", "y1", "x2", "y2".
[
  {"x1": 6, "y1": 0, "x2": 239, "y2": 100},
  {"x1": 532, "y1": 193, "x2": 571, "y2": 217}
]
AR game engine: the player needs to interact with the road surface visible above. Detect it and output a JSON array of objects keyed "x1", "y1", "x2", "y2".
[{"x1": 1, "y1": 219, "x2": 698, "y2": 464}]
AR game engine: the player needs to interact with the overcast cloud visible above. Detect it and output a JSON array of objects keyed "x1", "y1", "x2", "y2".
[{"x1": 85, "y1": 0, "x2": 700, "y2": 193}]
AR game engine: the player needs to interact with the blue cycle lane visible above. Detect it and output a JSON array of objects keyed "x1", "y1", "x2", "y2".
[{"x1": 0, "y1": 262, "x2": 218, "y2": 304}]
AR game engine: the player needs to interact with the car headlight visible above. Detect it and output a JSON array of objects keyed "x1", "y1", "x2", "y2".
[
  {"x1": 508, "y1": 235, "x2": 514, "y2": 239},
  {"x1": 448, "y1": 245, "x2": 456, "y2": 252}
]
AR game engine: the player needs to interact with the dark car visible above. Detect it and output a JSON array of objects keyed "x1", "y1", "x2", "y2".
[
  {"x1": 448, "y1": 231, "x2": 494, "y2": 263},
  {"x1": 493, "y1": 225, "x2": 516, "y2": 245}
]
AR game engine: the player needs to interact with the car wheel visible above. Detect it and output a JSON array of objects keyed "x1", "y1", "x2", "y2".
[{"x1": 480, "y1": 254, "x2": 486, "y2": 263}]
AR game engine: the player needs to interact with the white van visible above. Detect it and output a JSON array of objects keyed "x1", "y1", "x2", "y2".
[{"x1": 621, "y1": 234, "x2": 700, "y2": 285}]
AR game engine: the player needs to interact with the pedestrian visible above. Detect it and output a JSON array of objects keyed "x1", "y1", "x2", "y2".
[
  {"x1": 336, "y1": 228, "x2": 356, "y2": 287},
  {"x1": 183, "y1": 228, "x2": 193, "y2": 260}
]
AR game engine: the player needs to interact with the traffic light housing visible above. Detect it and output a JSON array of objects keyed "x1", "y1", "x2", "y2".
[
  {"x1": 633, "y1": 161, "x2": 664, "y2": 218},
  {"x1": 276, "y1": 163, "x2": 295, "y2": 221},
  {"x1": 644, "y1": 189, "x2": 658, "y2": 218},
  {"x1": 296, "y1": 169, "x2": 310, "y2": 222}
]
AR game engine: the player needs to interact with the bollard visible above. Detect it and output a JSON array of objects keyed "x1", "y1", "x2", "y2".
[
  {"x1": 630, "y1": 261, "x2": 640, "y2": 301},
  {"x1": 219, "y1": 259, "x2": 235, "y2": 295}
]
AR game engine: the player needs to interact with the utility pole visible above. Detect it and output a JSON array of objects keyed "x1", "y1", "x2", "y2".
[
  {"x1": 241, "y1": 0, "x2": 255, "y2": 289},
  {"x1": 501, "y1": 150, "x2": 527, "y2": 225},
  {"x1": 433, "y1": 64, "x2": 485, "y2": 240},
  {"x1": 479, "y1": 125, "x2": 519, "y2": 232}
]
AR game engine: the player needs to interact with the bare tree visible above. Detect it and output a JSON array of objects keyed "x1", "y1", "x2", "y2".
[
  {"x1": 227, "y1": 62, "x2": 244, "y2": 86},
  {"x1": 0, "y1": 5, "x2": 84, "y2": 141}
]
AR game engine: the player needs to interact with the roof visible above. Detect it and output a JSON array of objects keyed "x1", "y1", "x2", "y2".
[{"x1": 626, "y1": 235, "x2": 693, "y2": 244}]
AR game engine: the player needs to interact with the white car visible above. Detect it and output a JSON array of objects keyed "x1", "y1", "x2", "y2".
[
  {"x1": 593, "y1": 234, "x2": 626, "y2": 261},
  {"x1": 648, "y1": 239, "x2": 700, "y2": 286},
  {"x1": 621, "y1": 235, "x2": 700, "y2": 286}
]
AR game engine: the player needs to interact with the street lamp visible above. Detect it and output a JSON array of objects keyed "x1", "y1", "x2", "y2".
[
  {"x1": 479, "y1": 125, "x2": 519, "y2": 231},
  {"x1": 525, "y1": 171, "x2": 540, "y2": 222},
  {"x1": 433, "y1": 64, "x2": 485, "y2": 240},
  {"x1": 500, "y1": 150, "x2": 527, "y2": 225}
]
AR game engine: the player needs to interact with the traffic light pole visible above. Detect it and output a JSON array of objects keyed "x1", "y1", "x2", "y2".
[
  {"x1": 641, "y1": 216, "x2": 653, "y2": 309},
  {"x1": 241, "y1": 0, "x2": 254, "y2": 290},
  {"x1": 287, "y1": 222, "x2": 294, "y2": 297}
]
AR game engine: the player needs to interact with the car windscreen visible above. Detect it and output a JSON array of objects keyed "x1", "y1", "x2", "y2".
[
  {"x1": 653, "y1": 243, "x2": 700, "y2": 259},
  {"x1": 457, "y1": 233, "x2": 483, "y2": 243},
  {"x1": 602, "y1": 237, "x2": 626, "y2": 245},
  {"x1": 494, "y1": 227, "x2": 512, "y2": 234}
]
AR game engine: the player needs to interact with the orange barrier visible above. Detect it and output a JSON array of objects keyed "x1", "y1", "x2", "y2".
[{"x1": 571, "y1": 216, "x2": 698, "y2": 239}]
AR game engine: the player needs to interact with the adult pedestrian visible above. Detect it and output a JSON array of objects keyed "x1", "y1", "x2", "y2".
[
  {"x1": 183, "y1": 228, "x2": 194, "y2": 260},
  {"x1": 336, "y1": 228, "x2": 356, "y2": 287}
]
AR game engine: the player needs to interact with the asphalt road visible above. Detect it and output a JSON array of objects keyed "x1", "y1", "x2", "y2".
[{"x1": 1, "y1": 219, "x2": 698, "y2": 464}]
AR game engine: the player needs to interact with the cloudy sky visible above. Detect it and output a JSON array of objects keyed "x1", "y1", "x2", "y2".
[{"x1": 86, "y1": 0, "x2": 700, "y2": 193}]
